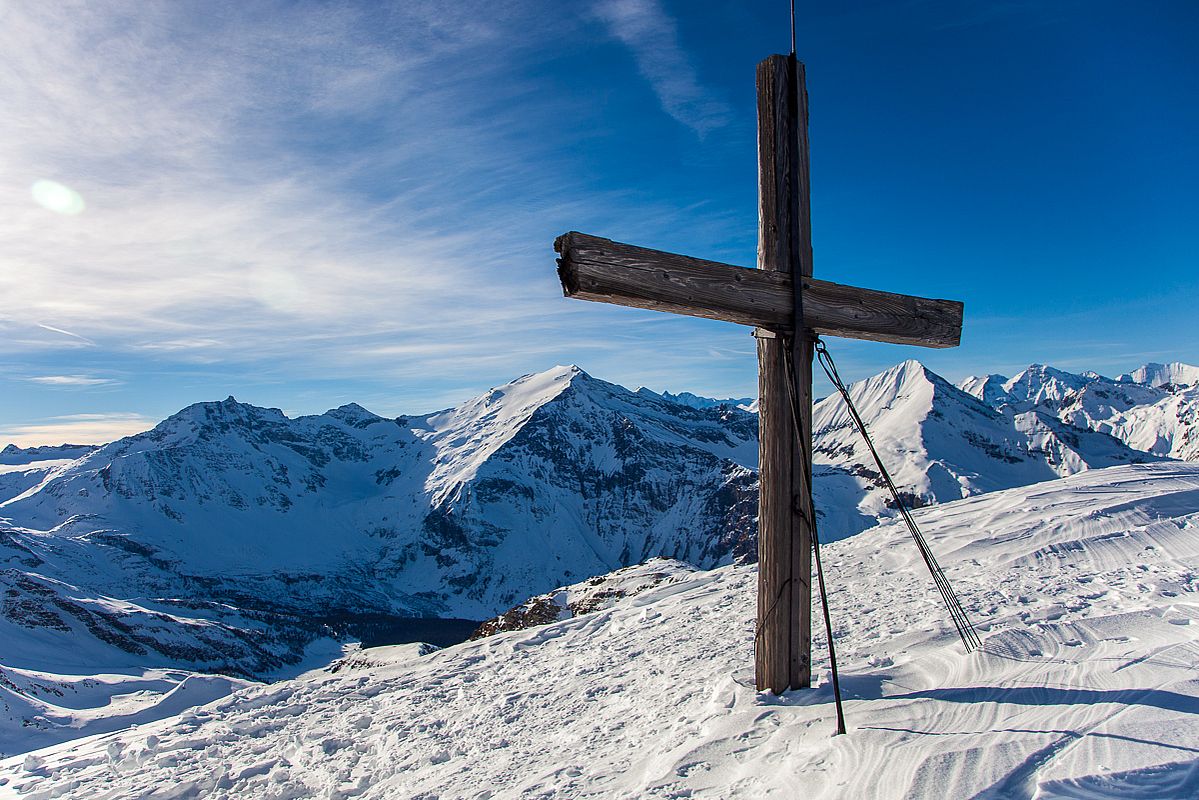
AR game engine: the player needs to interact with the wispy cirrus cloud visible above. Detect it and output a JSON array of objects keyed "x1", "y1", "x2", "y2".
[
  {"x1": 0, "y1": 2, "x2": 735, "y2": 379},
  {"x1": 592, "y1": 0, "x2": 731, "y2": 134},
  {"x1": 0, "y1": 2, "x2": 582, "y2": 374}
]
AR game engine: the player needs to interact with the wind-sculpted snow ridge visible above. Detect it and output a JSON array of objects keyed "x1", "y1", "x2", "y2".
[{"x1": 6, "y1": 463, "x2": 1199, "y2": 799}]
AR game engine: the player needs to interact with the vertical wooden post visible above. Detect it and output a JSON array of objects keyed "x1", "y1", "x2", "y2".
[{"x1": 756, "y1": 54, "x2": 814, "y2": 693}]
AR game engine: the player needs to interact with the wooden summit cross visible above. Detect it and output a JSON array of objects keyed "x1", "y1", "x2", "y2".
[{"x1": 553, "y1": 55, "x2": 964, "y2": 693}]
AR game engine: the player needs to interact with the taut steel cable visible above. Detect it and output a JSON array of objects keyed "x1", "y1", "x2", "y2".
[{"x1": 813, "y1": 338, "x2": 982, "y2": 653}]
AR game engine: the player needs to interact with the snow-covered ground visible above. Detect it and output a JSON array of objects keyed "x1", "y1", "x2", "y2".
[
  {"x1": 6, "y1": 462, "x2": 1199, "y2": 799},
  {"x1": 0, "y1": 667, "x2": 252, "y2": 760}
]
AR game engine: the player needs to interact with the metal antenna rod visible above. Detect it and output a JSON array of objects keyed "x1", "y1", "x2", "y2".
[{"x1": 790, "y1": 0, "x2": 796, "y2": 55}]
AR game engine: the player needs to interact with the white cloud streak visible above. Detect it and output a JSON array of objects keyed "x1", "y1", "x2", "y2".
[
  {"x1": 24, "y1": 375, "x2": 118, "y2": 387},
  {"x1": 593, "y1": 0, "x2": 731, "y2": 134},
  {"x1": 35, "y1": 324, "x2": 95, "y2": 346}
]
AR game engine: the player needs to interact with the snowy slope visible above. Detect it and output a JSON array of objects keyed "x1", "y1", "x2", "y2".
[
  {"x1": 0, "y1": 563, "x2": 347, "y2": 756},
  {"x1": 6, "y1": 462, "x2": 1199, "y2": 799},
  {"x1": 0, "y1": 446, "x2": 94, "y2": 505},
  {"x1": 0, "y1": 666, "x2": 252, "y2": 760}
]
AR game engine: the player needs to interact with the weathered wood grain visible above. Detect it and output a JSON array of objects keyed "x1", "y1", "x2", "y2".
[
  {"x1": 756, "y1": 53, "x2": 812, "y2": 693},
  {"x1": 555, "y1": 231, "x2": 963, "y2": 349}
]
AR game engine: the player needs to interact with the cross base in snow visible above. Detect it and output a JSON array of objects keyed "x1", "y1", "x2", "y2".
[{"x1": 554, "y1": 54, "x2": 963, "y2": 693}]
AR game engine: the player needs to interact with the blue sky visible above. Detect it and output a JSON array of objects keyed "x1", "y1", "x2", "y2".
[{"x1": 2, "y1": 0, "x2": 1197, "y2": 445}]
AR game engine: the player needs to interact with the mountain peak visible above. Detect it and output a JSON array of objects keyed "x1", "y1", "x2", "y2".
[
  {"x1": 1001, "y1": 364, "x2": 1093, "y2": 408},
  {"x1": 875, "y1": 359, "x2": 936, "y2": 387},
  {"x1": 323, "y1": 402, "x2": 383, "y2": 428},
  {"x1": 149, "y1": 397, "x2": 288, "y2": 440},
  {"x1": 817, "y1": 360, "x2": 943, "y2": 437},
  {"x1": 534, "y1": 364, "x2": 585, "y2": 379},
  {"x1": 1117, "y1": 362, "x2": 1199, "y2": 389},
  {"x1": 417, "y1": 366, "x2": 595, "y2": 500},
  {"x1": 1014, "y1": 363, "x2": 1075, "y2": 380},
  {"x1": 957, "y1": 373, "x2": 1009, "y2": 405},
  {"x1": 506, "y1": 364, "x2": 592, "y2": 399}
]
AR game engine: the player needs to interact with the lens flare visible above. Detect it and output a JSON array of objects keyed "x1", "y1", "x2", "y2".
[{"x1": 31, "y1": 180, "x2": 85, "y2": 215}]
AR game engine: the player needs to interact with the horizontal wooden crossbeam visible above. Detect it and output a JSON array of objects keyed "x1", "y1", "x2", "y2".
[{"x1": 555, "y1": 232, "x2": 963, "y2": 349}]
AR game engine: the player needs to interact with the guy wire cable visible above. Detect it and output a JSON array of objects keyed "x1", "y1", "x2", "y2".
[
  {"x1": 812, "y1": 338, "x2": 981, "y2": 652},
  {"x1": 781, "y1": 334, "x2": 847, "y2": 736}
]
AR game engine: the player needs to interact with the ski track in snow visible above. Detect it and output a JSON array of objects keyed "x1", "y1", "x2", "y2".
[{"x1": 3, "y1": 463, "x2": 1199, "y2": 799}]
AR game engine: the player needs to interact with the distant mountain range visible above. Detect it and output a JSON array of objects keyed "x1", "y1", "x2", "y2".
[
  {"x1": 634, "y1": 388, "x2": 756, "y2": 412},
  {"x1": 956, "y1": 361, "x2": 1199, "y2": 461},
  {"x1": 1, "y1": 359, "x2": 1195, "y2": 753},
  {"x1": 1, "y1": 367, "x2": 758, "y2": 692}
]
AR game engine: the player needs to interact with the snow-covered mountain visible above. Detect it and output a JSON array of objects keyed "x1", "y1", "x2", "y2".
[
  {"x1": 9, "y1": 462, "x2": 1199, "y2": 799},
  {"x1": 959, "y1": 361, "x2": 1199, "y2": 462},
  {"x1": 811, "y1": 360, "x2": 1154, "y2": 536},
  {"x1": 954, "y1": 373, "x2": 1007, "y2": 406},
  {"x1": 0, "y1": 366, "x2": 759, "y2": 741},
  {"x1": 1117, "y1": 361, "x2": 1199, "y2": 388}
]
